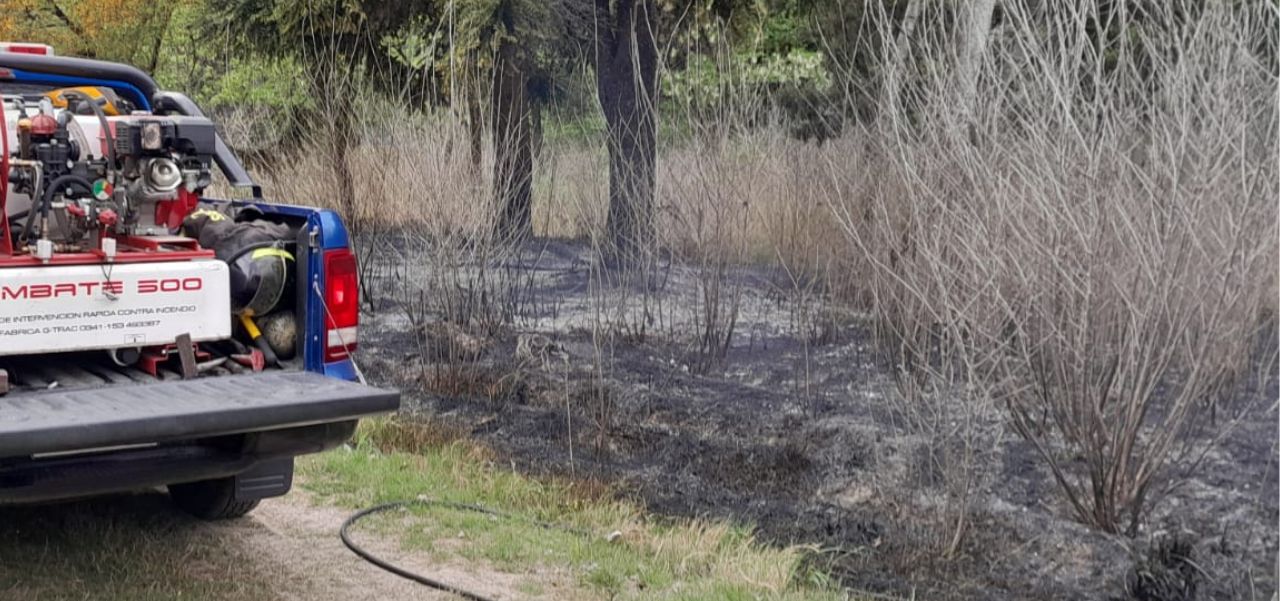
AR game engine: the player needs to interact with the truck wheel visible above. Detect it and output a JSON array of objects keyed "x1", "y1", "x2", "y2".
[{"x1": 169, "y1": 477, "x2": 260, "y2": 520}]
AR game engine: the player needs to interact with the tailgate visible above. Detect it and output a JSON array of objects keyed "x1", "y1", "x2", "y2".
[{"x1": 0, "y1": 371, "x2": 397, "y2": 457}]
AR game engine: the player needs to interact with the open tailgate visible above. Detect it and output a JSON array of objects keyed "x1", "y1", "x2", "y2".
[{"x1": 0, "y1": 371, "x2": 398, "y2": 457}]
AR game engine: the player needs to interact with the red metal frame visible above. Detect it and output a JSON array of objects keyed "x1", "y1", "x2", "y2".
[
  {"x1": 0, "y1": 238, "x2": 214, "y2": 268},
  {"x1": 138, "y1": 341, "x2": 212, "y2": 378}
]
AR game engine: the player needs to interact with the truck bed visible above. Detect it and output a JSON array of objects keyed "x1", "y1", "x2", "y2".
[
  {"x1": 0, "y1": 349, "x2": 273, "y2": 390},
  {"x1": 0, "y1": 364, "x2": 396, "y2": 457}
]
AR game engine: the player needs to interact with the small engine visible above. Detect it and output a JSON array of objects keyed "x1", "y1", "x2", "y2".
[
  {"x1": 4, "y1": 90, "x2": 216, "y2": 254},
  {"x1": 0, "y1": 83, "x2": 296, "y2": 369}
]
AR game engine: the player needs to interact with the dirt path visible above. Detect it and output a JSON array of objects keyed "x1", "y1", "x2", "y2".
[
  {"x1": 208, "y1": 490, "x2": 449, "y2": 601},
  {"x1": 0, "y1": 486, "x2": 536, "y2": 601},
  {"x1": 214, "y1": 488, "x2": 543, "y2": 601}
]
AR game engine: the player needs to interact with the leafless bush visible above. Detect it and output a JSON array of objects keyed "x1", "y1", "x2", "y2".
[{"x1": 835, "y1": 0, "x2": 1278, "y2": 536}]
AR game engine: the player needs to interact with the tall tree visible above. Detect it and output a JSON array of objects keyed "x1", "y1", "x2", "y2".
[
  {"x1": 456, "y1": 0, "x2": 568, "y2": 241},
  {"x1": 457, "y1": 0, "x2": 557, "y2": 241},
  {"x1": 594, "y1": 0, "x2": 660, "y2": 261},
  {"x1": 585, "y1": 0, "x2": 775, "y2": 259},
  {"x1": 491, "y1": 17, "x2": 534, "y2": 239}
]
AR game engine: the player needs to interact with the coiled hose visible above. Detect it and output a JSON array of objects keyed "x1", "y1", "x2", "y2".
[{"x1": 340, "y1": 499, "x2": 591, "y2": 601}]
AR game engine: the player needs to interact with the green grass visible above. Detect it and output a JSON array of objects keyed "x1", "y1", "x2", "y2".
[
  {"x1": 0, "y1": 494, "x2": 277, "y2": 601},
  {"x1": 299, "y1": 417, "x2": 848, "y2": 601}
]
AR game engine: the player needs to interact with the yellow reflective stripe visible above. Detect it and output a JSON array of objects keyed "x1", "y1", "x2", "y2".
[
  {"x1": 189, "y1": 208, "x2": 226, "y2": 221},
  {"x1": 251, "y1": 247, "x2": 293, "y2": 261}
]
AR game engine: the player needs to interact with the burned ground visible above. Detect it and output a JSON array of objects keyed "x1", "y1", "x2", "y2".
[{"x1": 359, "y1": 238, "x2": 1278, "y2": 601}]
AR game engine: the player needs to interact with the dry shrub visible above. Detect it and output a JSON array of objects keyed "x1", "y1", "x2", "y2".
[
  {"x1": 834, "y1": 0, "x2": 1278, "y2": 537},
  {"x1": 528, "y1": 66, "x2": 859, "y2": 369},
  {"x1": 255, "y1": 111, "x2": 490, "y2": 234},
  {"x1": 235, "y1": 67, "x2": 539, "y2": 331},
  {"x1": 1127, "y1": 534, "x2": 1199, "y2": 601},
  {"x1": 532, "y1": 119, "x2": 608, "y2": 239},
  {"x1": 419, "y1": 363, "x2": 529, "y2": 405}
]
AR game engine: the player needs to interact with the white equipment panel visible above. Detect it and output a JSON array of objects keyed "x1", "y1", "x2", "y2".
[{"x1": 0, "y1": 260, "x2": 231, "y2": 355}]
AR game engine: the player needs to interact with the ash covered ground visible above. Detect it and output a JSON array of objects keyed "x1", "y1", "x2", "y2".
[{"x1": 357, "y1": 238, "x2": 1278, "y2": 601}]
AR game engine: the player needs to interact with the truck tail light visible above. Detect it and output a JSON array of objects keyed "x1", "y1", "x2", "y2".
[
  {"x1": 0, "y1": 43, "x2": 54, "y2": 56},
  {"x1": 323, "y1": 248, "x2": 358, "y2": 362}
]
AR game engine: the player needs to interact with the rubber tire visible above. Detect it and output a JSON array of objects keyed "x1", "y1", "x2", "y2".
[{"x1": 169, "y1": 477, "x2": 260, "y2": 520}]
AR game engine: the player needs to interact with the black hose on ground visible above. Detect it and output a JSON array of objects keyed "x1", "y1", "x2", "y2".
[{"x1": 339, "y1": 499, "x2": 592, "y2": 601}]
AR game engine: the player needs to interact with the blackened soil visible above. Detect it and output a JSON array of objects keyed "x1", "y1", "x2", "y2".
[{"x1": 358, "y1": 239, "x2": 1278, "y2": 601}]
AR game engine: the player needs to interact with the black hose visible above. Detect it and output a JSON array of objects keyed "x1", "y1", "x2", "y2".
[
  {"x1": 7, "y1": 209, "x2": 28, "y2": 228},
  {"x1": 7, "y1": 210, "x2": 28, "y2": 246},
  {"x1": 339, "y1": 499, "x2": 591, "y2": 601},
  {"x1": 64, "y1": 91, "x2": 117, "y2": 182},
  {"x1": 20, "y1": 195, "x2": 35, "y2": 244},
  {"x1": 37, "y1": 174, "x2": 92, "y2": 240}
]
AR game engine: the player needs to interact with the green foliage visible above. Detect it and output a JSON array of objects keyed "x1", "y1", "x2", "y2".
[
  {"x1": 759, "y1": 11, "x2": 808, "y2": 53},
  {"x1": 0, "y1": 0, "x2": 175, "y2": 66},
  {"x1": 663, "y1": 49, "x2": 831, "y2": 108},
  {"x1": 381, "y1": 16, "x2": 442, "y2": 71},
  {"x1": 659, "y1": 0, "x2": 769, "y2": 48},
  {"x1": 205, "y1": 56, "x2": 311, "y2": 112},
  {"x1": 215, "y1": 0, "x2": 372, "y2": 55},
  {"x1": 453, "y1": 0, "x2": 572, "y2": 79},
  {"x1": 213, "y1": 0, "x2": 444, "y2": 106},
  {"x1": 148, "y1": 0, "x2": 309, "y2": 137}
]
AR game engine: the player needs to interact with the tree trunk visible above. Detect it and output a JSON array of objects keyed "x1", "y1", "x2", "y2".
[
  {"x1": 530, "y1": 99, "x2": 543, "y2": 161},
  {"x1": 326, "y1": 107, "x2": 358, "y2": 234},
  {"x1": 491, "y1": 37, "x2": 533, "y2": 241},
  {"x1": 596, "y1": 0, "x2": 659, "y2": 262},
  {"x1": 882, "y1": 0, "x2": 924, "y2": 128},
  {"x1": 956, "y1": 0, "x2": 997, "y2": 123},
  {"x1": 144, "y1": 6, "x2": 174, "y2": 74},
  {"x1": 464, "y1": 50, "x2": 484, "y2": 179},
  {"x1": 308, "y1": 66, "x2": 359, "y2": 234}
]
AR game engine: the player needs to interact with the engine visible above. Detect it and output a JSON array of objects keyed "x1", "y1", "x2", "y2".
[
  {"x1": 4, "y1": 90, "x2": 216, "y2": 257},
  {"x1": 0, "y1": 87, "x2": 295, "y2": 369}
]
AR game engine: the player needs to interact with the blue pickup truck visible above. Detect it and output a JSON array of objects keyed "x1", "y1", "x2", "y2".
[{"x1": 0, "y1": 48, "x2": 398, "y2": 518}]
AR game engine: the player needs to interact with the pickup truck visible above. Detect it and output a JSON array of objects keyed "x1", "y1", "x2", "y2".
[{"x1": 0, "y1": 47, "x2": 399, "y2": 519}]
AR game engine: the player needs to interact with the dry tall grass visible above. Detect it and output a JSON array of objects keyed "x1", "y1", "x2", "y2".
[{"x1": 229, "y1": 0, "x2": 1275, "y2": 546}]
